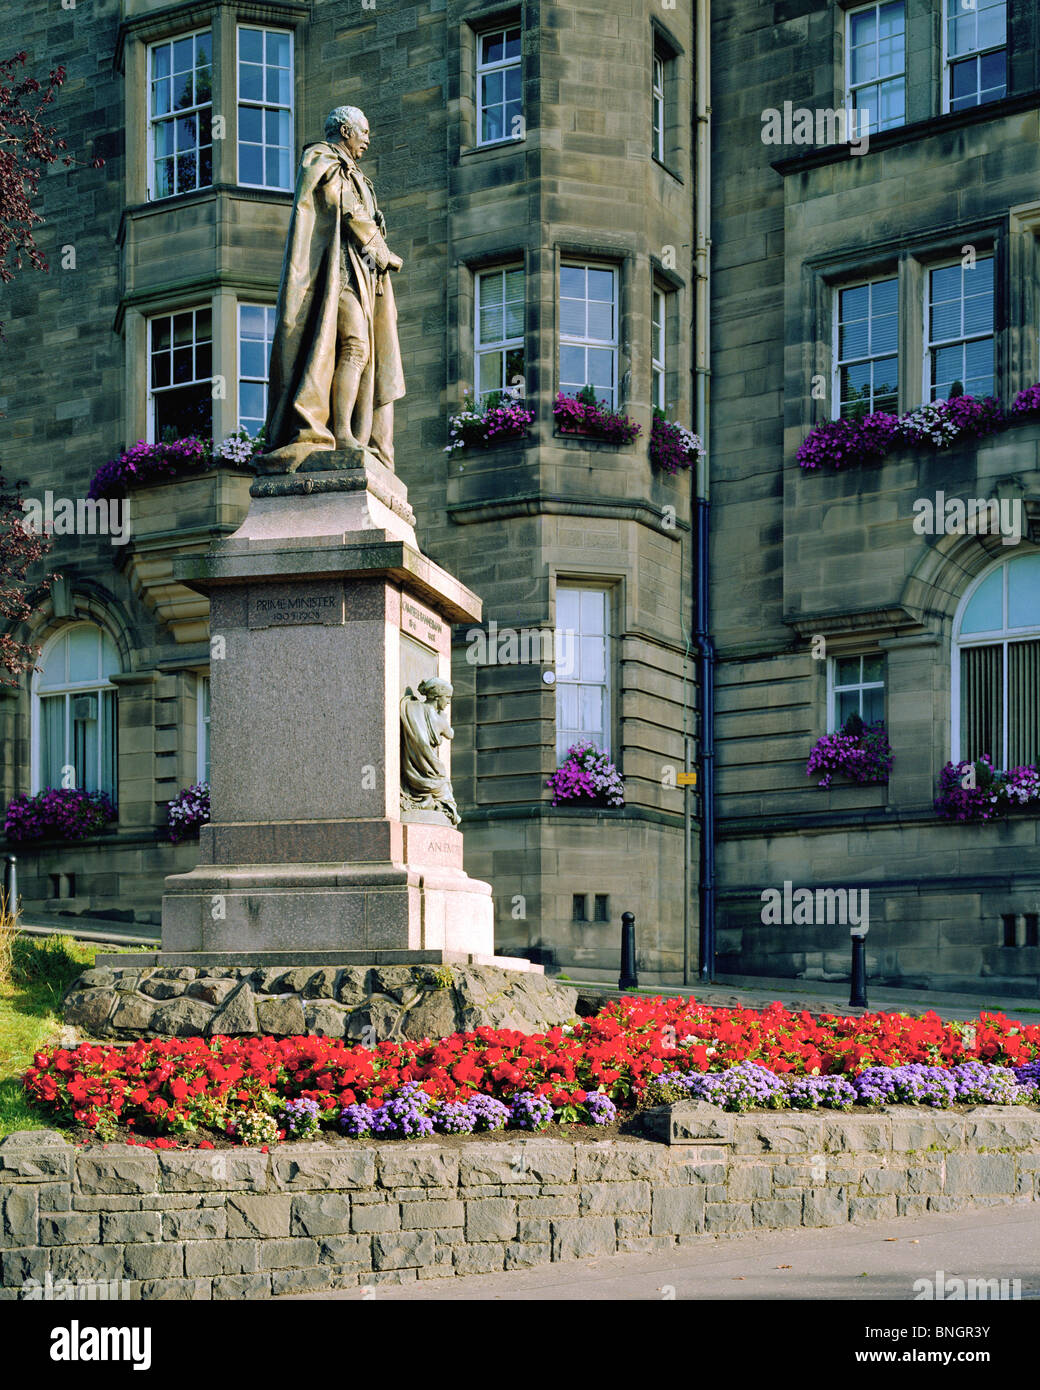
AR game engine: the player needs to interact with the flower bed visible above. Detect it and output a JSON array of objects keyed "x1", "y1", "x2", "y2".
[
  {"x1": 797, "y1": 392, "x2": 1009, "y2": 471},
  {"x1": 3, "y1": 787, "x2": 116, "y2": 842},
  {"x1": 167, "y1": 781, "x2": 210, "y2": 843},
  {"x1": 88, "y1": 431, "x2": 263, "y2": 499},
  {"x1": 444, "y1": 391, "x2": 534, "y2": 452},
  {"x1": 23, "y1": 995, "x2": 1040, "y2": 1145},
  {"x1": 553, "y1": 387, "x2": 641, "y2": 446},
  {"x1": 649, "y1": 413, "x2": 704, "y2": 474},
  {"x1": 805, "y1": 715, "x2": 892, "y2": 788},
  {"x1": 547, "y1": 740, "x2": 625, "y2": 807},
  {"x1": 935, "y1": 756, "x2": 1040, "y2": 821}
]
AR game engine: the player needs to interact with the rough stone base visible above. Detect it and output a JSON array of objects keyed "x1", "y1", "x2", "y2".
[{"x1": 62, "y1": 962, "x2": 579, "y2": 1041}]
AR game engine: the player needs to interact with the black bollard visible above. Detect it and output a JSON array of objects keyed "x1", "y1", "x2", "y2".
[
  {"x1": 849, "y1": 929, "x2": 868, "y2": 1009},
  {"x1": 2, "y1": 855, "x2": 15, "y2": 914},
  {"x1": 619, "y1": 911, "x2": 638, "y2": 990}
]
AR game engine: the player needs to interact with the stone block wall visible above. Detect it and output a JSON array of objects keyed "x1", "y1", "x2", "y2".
[{"x1": 3, "y1": 1106, "x2": 1039, "y2": 1299}]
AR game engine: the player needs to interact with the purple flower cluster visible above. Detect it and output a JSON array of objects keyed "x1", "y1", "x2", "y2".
[
  {"x1": 4, "y1": 787, "x2": 116, "y2": 842},
  {"x1": 934, "y1": 756, "x2": 1040, "y2": 821},
  {"x1": 445, "y1": 391, "x2": 534, "y2": 453},
  {"x1": 649, "y1": 414, "x2": 704, "y2": 474},
  {"x1": 369, "y1": 1080, "x2": 436, "y2": 1137},
  {"x1": 88, "y1": 432, "x2": 263, "y2": 499},
  {"x1": 1011, "y1": 385, "x2": 1040, "y2": 417},
  {"x1": 852, "y1": 1063, "x2": 1038, "y2": 1108},
  {"x1": 785, "y1": 1074, "x2": 858, "y2": 1111},
  {"x1": 465, "y1": 1094, "x2": 512, "y2": 1132},
  {"x1": 584, "y1": 1092, "x2": 617, "y2": 1125},
  {"x1": 796, "y1": 411, "x2": 901, "y2": 471},
  {"x1": 797, "y1": 394, "x2": 1005, "y2": 471},
  {"x1": 656, "y1": 1062, "x2": 788, "y2": 1113},
  {"x1": 650, "y1": 1062, "x2": 1039, "y2": 1114},
  {"x1": 278, "y1": 1096, "x2": 321, "y2": 1139},
  {"x1": 553, "y1": 389, "x2": 641, "y2": 446},
  {"x1": 338, "y1": 1103, "x2": 375, "y2": 1137},
  {"x1": 337, "y1": 1088, "x2": 514, "y2": 1138},
  {"x1": 546, "y1": 740, "x2": 625, "y2": 808},
  {"x1": 509, "y1": 1090, "x2": 556, "y2": 1131},
  {"x1": 806, "y1": 718, "x2": 892, "y2": 788},
  {"x1": 167, "y1": 782, "x2": 210, "y2": 843}
]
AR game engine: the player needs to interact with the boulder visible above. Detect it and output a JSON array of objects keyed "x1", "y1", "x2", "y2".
[
  {"x1": 148, "y1": 996, "x2": 214, "y2": 1037},
  {"x1": 207, "y1": 982, "x2": 258, "y2": 1036}
]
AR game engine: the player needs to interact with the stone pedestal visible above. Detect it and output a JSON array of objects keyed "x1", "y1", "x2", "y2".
[{"x1": 159, "y1": 452, "x2": 510, "y2": 967}]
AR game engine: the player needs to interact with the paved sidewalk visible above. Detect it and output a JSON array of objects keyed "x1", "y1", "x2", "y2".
[{"x1": 280, "y1": 1205, "x2": 1040, "y2": 1301}]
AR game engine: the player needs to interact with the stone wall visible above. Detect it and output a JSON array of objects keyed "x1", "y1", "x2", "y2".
[{"x1": 3, "y1": 1105, "x2": 1039, "y2": 1300}]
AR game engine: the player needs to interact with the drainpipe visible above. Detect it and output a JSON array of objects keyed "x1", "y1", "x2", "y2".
[{"x1": 693, "y1": 0, "x2": 716, "y2": 982}]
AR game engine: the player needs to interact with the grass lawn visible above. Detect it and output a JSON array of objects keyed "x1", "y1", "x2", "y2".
[{"x1": 0, "y1": 933, "x2": 97, "y2": 1139}]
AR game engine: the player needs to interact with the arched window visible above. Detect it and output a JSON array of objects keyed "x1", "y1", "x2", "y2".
[
  {"x1": 953, "y1": 552, "x2": 1040, "y2": 767},
  {"x1": 32, "y1": 624, "x2": 120, "y2": 798}
]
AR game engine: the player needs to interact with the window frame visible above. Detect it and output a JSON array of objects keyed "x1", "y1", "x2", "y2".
[
  {"x1": 146, "y1": 27, "x2": 214, "y2": 202},
  {"x1": 951, "y1": 554, "x2": 1040, "y2": 767},
  {"x1": 941, "y1": 0, "x2": 1008, "y2": 116},
  {"x1": 147, "y1": 304, "x2": 214, "y2": 444},
  {"x1": 827, "y1": 652, "x2": 887, "y2": 732},
  {"x1": 475, "y1": 23, "x2": 523, "y2": 148},
  {"x1": 236, "y1": 23, "x2": 294, "y2": 192},
  {"x1": 651, "y1": 284, "x2": 667, "y2": 411},
  {"x1": 922, "y1": 254, "x2": 996, "y2": 402},
  {"x1": 474, "y1": 263, "x2": 525, "y2": 406},
  {"x1": 831, "y1": 273, "x2": 900, "y2": 420},
  {"x1": 554, "y1": 583, "x2": 614, "y2": 763},
  {"x1": 30, "y1": 623, "x2": 120, "y2": 801},
  {"x1": 237, "y1": 301, "x2": 277, "y2": 437},
  {"x1": 558, "y1": 261, "x2": 620, "y2": 409},
  {"x1": 844, "y1": 0, "x2": 907, "y2": 135},
  {"x1": 652, "y1": 52, "x2": 666, "y2": 163}
]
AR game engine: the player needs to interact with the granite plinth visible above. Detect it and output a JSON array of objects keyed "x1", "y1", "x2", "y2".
[{"x1": 162, "y1": 467, "x2": 492, "y2": 964}]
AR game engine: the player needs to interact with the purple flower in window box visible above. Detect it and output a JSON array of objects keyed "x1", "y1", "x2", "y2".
[
  {"x1": 547, "y1": 741, "x2": 625, "y2": 808},
  {"x1": 806, "y1": 714, "x2": 892, "y2": 788},
  {"x1": 553, "y1": 387, "x2": 641, "y2": 446},
  {"x1": 167, "y1": 782, "x2": 210, "y2": 843},
  {"x1": 3, "y1": 787, "x2": 117, "y2": 842}
]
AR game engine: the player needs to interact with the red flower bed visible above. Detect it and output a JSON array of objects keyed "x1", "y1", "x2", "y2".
[{"x1": 23, "y1": 996, "x2": 1040, "y2": 1144}]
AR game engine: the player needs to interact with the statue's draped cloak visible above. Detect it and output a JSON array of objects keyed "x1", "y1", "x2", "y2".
[
  {"x1": 263, "y1": 141, "x2": 405, "y2": 461},
  {"x1": 400, "y1": 693, "x2": 452, "y2": 800}
]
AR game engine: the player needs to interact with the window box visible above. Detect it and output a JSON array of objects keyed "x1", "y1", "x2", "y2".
[
  {"x1": 3, "y1": 789, "x2": 117, "y2": 843},
  {"x1": 936, "y1": 757, "x2": 1040, "y2": 821},
  {"x1": 649, "y1": 413, "x2": 703, "y2": 473},
  {"x1": 445, "y1": 392, "x2": 534, "y2": 453},
  {"x1": 547, "y1": 742, "x2": 625, "y2": 808},
  {"x1": 806, "y1": 716, "x2": 893, "y2": 788},
  {"x1": 797, "y1": 391, "x2": 1006, "y2": 470},
  {"x1": 553, "y1": 390, "x2": 641, "y2": 447}
]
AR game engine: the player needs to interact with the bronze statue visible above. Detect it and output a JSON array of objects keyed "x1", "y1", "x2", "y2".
[
  {"x1": 260, "y1": 105, "x2": 405, "y2": 472},
  {"x1": 400, "y1": 678, "x2": 460, "y2": 825}
]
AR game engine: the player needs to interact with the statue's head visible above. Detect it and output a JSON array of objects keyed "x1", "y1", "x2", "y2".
[
  {"x1": 418, "y1": 677, "x2": 452, "y2": 709},
  {"x1": 325, "y1": 105, "x2": 369, "y2": 159}
]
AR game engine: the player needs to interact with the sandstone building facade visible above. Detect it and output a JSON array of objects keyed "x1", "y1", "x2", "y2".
[
  {"x1": 711, "y1": 0, "x2": 1040, "y2": 995},
  {"x1": 6, "y1": 0, "x2": 1038, "y2": 997},
  {"x1": 0, "y1": 0, "x2": 698, "y2": 979}
]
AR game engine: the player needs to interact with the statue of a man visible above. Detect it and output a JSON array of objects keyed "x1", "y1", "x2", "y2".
[
  {"x1": 260, "y1": 106, "x2": 406, "y2": 472},
  {"x1": 400, "y1": 678, "x2": 460, "y2": 826}
]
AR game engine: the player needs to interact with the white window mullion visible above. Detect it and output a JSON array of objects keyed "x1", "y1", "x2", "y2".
[
  {"x1": 237, "y1": 25, "x2": 294, "y2": 190},
  {"x1": 237, "y1": 302, "x2": 277, "y2": 436},
  {"x1": 559, "y1": 263, "x2": 618, "y2": 409}
]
